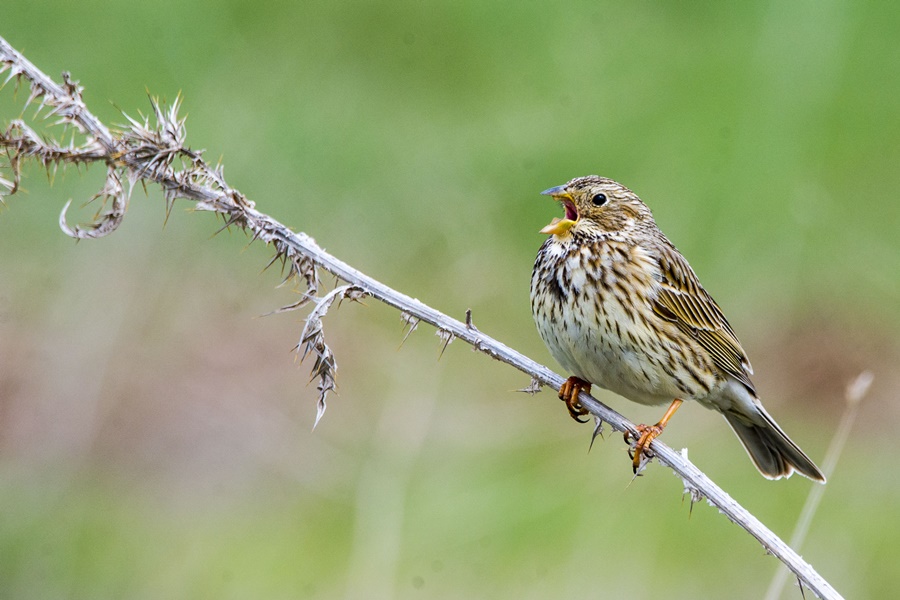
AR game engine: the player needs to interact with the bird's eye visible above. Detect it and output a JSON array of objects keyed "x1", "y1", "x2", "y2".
[{"x1": 591, "y1": 193, "x2": 608, "y2": 206}]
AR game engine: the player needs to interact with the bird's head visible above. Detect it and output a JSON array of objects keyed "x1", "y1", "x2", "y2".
[{"x1": 539, "y1": 175, "x2": 651, "y2": 237}]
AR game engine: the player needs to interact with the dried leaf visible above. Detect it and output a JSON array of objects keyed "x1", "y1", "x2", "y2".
[
  {"x1": 59, "y1": 165, "x2": 129, "y2": 239},
  {"x1": 295, "y1": 285, "x2": 366, "y2": 426}
]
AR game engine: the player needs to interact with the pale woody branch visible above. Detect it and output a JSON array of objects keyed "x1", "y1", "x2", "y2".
[{"x1": 0, "y1": 36, "x2": 841, "y2": 600}]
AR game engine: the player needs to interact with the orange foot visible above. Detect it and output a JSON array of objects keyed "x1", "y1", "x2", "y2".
[
  {"x1": 559, "y1": 376, "x2": 591, "y2": 423},
  {"x1": 627, "y1": 424, "x2": 666, "y2": 473},
  {"x1": 624, "y1": 399, "x2": 684, "y2": 473}
]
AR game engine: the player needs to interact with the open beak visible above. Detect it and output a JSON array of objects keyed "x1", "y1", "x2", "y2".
[{"x1": 539, "y1": 185, "x2": 578, "y2": 235}]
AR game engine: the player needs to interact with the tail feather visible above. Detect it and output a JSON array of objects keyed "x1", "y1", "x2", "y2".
[{"x1": 722, "y1": 406, "x2": 825, "y2": 483}]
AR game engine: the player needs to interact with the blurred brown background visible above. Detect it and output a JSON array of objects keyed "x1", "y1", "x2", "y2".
[{"x1": 1, "y1": 1, "x2": 899, "y2": 598}]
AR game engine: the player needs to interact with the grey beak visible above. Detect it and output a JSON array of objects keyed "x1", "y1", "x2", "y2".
[{"x1": 540, "y1": 185, "x2": 567, "y2": 196}]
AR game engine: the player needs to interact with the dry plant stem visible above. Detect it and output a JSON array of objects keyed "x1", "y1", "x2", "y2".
[
  {"x1": 0, "y1": 36, "x2": 841, "y2": 600},
  {"x1": 764, "y1": 371, "x2": 872, "y2": 600}
]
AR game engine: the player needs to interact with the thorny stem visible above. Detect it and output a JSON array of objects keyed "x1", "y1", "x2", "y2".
[{"x1": 0, "y1": 36, "x2": 842, "y2": 600}]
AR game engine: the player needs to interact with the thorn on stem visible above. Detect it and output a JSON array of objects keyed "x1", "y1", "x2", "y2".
[
  {"x1": 436, "y1": 328, "x2": 454, "y2": 359},
  {"x1": 399, "y1": 311, "x2": 420, "y2": 348},
  {"x1": 589, "y1": 417, "x2": 605, "y2": 452},
  {"x1": 515, "y1": 377, "x2": 542, "y2": 395},
  {"x1": 465, "y1": 308, "x2": 479, "y2": 332}
]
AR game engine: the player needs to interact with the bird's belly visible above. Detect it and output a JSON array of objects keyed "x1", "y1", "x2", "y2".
[
  {"x1": 531, "y1": 237, "x2": 718, "y2": 407},
  {"x1": 575, "y1": 346, "x2": 678, "y2": 406},
  {"x1": 535, "y1": 288, "x2": 685, "y2": 407}
]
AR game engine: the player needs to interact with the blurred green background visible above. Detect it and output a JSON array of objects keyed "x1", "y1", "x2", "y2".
[{"x1": 1, "y1": 1, "x2": 898, "y2": 598}]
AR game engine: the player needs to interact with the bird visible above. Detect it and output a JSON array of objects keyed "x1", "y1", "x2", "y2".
[{"x1": 530, "y1": 175, "x2": 825, "y2": 482}]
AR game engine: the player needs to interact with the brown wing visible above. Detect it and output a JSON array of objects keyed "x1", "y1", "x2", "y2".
[{"x1": 651, "y1": 244, "x2": 756, "y2": 394}]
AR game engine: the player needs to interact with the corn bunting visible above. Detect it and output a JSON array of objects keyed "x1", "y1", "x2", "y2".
[{"x1": 530, "y1": 175, "x2": 824, "y2": 481}]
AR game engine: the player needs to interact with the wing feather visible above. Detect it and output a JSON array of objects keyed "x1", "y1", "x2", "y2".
[{"x1": 651, "y1": 245, "x2": 756, "y2": 394}]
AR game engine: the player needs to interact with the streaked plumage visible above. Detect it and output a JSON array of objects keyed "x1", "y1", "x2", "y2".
[{"x1": 530, "y1": 175, "x2": 824, "y2": 481}]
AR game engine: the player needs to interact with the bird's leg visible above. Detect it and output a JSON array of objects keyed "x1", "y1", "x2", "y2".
[
  {"x1": 626, "y1": 398, "x2": 683, "y2": 472},
  {"x1": 559, "y1": 376, "x2": 591, "y2": 423}
]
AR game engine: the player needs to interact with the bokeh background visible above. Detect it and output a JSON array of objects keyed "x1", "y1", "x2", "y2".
[{"x1": 2, "y1": 1, "x2": 898, "y2": 598}]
